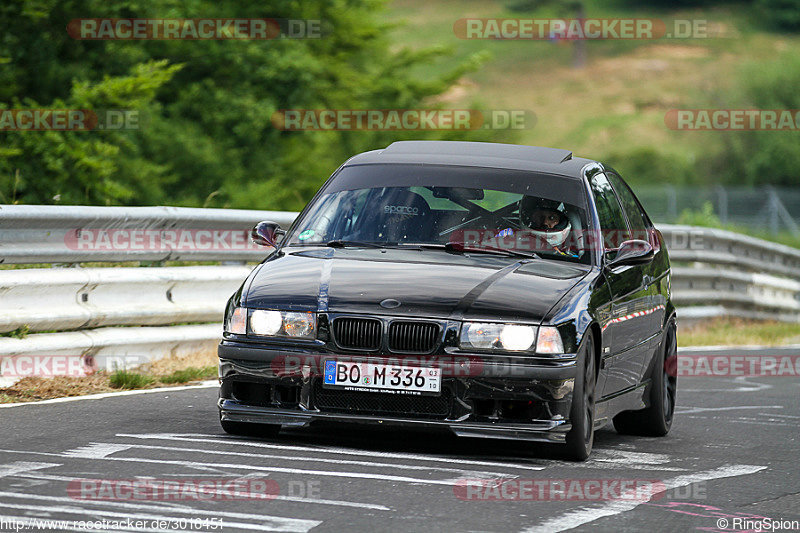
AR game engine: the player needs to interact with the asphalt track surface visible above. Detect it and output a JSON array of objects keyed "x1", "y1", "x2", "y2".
[{"x1": 0, "y1": 348, "x2": 797, "y2": 532}]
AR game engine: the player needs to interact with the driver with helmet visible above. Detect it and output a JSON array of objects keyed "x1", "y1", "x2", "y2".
[{"x1": 496, "y1": 196, "x2": 579, "y2": 257}]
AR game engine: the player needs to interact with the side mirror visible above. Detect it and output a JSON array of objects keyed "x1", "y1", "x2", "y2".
[
  {"x1": 251, "y1": 221, "x2": 286, "y2": 247},
  {"x1": 606, "y1": 239, "x2": 654, "y2": 269}
]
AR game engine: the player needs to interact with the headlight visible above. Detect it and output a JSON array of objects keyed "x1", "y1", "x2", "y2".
[
  {"x1": 460, "y1": 322, "x2": 536, "y2": 352},
  {"x1": 459, "y1": 322, "x2": 566, "y2": 354},
  {"x1": 249, "y1": 309, "x2": 316, "y2": 339},
  {"x1": 226, "y1": 307, "x2": 247, "y2": 335},
  {"x1": 250, "y1": 310, "x2": 282, "y2": 335}
]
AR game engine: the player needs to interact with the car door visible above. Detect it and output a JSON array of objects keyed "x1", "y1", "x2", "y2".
[
  {"x1": 608, "y1": 172, "x2": 669, "y2": 378},
  {"x1": 589, "y1": 172, "x2": 648, "y2": 397}
]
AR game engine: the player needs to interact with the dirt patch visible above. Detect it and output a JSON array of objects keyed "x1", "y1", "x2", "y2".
[
  {"x1": 0, "y1": 373, "x2": 116, "y2": 403},
  {"x1": 0, "y1": 349, "x2": 218, "y2": 404},
  {"x1": 141, "y1": 346, "x2": 218, "y2": 376}
]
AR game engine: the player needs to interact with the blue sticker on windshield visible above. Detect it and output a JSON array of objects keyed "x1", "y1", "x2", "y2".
[{"x1": 298, "y1": 229, "x2": 315, "y2": 241}]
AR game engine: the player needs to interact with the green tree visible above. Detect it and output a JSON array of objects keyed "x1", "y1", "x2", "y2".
[
  {"x1": 714, "y1": 51, "x2": 800, "y2": 186},
  {"x1": 0, "y1": 0, "x2": 494, "y2": 210}
]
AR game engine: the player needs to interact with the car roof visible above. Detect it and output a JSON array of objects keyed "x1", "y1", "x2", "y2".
[{"x1": 343, "y1": 141, "x2": 598, "y2": 178}]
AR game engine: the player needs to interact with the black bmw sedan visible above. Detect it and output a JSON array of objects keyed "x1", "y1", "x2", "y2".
[{"x1": 218, "y1": 140, "x2": 677, "y2": 460}]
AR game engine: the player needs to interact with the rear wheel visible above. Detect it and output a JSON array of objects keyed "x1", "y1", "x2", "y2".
[
  {"x1": 564, "y1": 333, "x2": 596, "y2": 461},
  {"x1": 613, "y1": 322, "x2": 677, "y2": 436},
  {"x1": 220, "y1": 416, "x2": 281, "y2": 438}
]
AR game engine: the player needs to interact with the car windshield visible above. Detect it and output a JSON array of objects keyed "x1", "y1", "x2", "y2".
[{"x1": 286, "y1": 164, "x2": 590, "y2": 264}]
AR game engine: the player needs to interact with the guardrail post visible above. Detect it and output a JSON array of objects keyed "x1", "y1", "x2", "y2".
[{"x1": 715, "y1": 185, "x2": 728, "y2": 226}]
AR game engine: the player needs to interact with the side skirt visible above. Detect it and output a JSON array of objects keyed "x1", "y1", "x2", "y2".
[{"x1": 593, "y1": 379, "x2": 650, "y2": 428}]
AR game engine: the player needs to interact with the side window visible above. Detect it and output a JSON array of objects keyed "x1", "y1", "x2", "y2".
[
  {"x1": 590, "y1": 173, "x2": 629, "y2": 251},
  {"x1": 608, "y1": 173, "x2": 649, "y2": 240}
]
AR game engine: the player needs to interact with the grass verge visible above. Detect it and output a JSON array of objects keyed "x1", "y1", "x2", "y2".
[
  {"x1": 680, "y1": 318, "x2": 800, "y2": 347},
  {"x1": 0, "y1": 351, "x2": 218, "y2": 404}
]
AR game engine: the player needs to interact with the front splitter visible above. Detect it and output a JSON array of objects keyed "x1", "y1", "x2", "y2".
[{"x1": 219, "y1": 399, "x2": 570, "y2": 443}]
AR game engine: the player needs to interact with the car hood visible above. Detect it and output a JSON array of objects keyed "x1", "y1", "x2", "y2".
[{"x1": 245, "y1": 247, "x2": 589, "y2": 323}]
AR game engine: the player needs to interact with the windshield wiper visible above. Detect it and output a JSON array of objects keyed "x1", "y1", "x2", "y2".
[
  {"x1": 325, "y1": 240, "x2": 539, "y2": 259},
  {"x1": 325, "y1": 240, "x2": 386, "y2": 249},
  {"x1": 393, "y1": 242, "x2": 539, "y2": 259},
  {"x1": 444, "y1": 242, "x2": 540, "y2": 259}
]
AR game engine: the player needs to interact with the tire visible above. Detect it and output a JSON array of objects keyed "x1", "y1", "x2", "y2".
[
  {"x1": 612, "y1": 321, "x2": 677, "y2": 437},
  {"x1": 220, "y1": 417, "x2": 281, "y2": 438},
  {"x1": 564, "y1": 332, "x2": 596, "y2": 461}
]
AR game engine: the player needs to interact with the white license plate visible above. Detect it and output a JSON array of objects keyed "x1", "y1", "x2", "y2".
[{"x1": 323, "y1": 360, "x2": 441, "y2": 395}]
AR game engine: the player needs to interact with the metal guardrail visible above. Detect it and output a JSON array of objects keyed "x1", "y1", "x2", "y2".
[
  {"x1": 0, "y1": 204, "x2": 296, "y2": 263},
  {"x1": 1, "y1": 205, "x2": 799, "y2": 385},
  {"x1": 0, "y1": 266, "x2": 251, "y2": 334},
  {"x1": 660, "y1": 224, "x2": 800, "y2": 279},
  {"x1": 658, "y1": 225, "x2": 800, "y2": 322}
]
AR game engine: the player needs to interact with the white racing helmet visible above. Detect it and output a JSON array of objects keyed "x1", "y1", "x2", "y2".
[{"x1": 519, "y1": 197, "x2": 572, "y2": 248}]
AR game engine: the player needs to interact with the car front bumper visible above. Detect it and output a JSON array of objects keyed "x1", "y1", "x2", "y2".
[{"x1": 218, "y1": 340, "x2": 577, "y2": 443}]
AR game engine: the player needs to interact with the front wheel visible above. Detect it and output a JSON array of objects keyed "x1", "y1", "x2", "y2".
[
  {"x1": 613, "y1": 322, "x2": 677, "y2": 436},
  {"x1": 564, "y1": 333, "x2": 596, "y2": 461}
]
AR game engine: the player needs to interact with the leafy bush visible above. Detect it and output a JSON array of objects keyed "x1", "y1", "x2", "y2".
[
  {"x1": 712, "y1": 51, "x2": 800, "y2": 186},
  {"x1": 160, "y1": 366, "x2": 216, "y2": 384},
  {"x1": 757, "y1": 0, "x2": 800, "y2": 31},
  {"x1": 603, "y1": 147, "x2": 695, "y2": 186},
  {"x1": 0, "y1": 0, "x2": 488, "y2": 210},
  {"x1": 109, "y1": 370, "x2": 154, "y2": 390},
  {"x1": 677, "y1": 201, "x2": 723, "y2": 227}
]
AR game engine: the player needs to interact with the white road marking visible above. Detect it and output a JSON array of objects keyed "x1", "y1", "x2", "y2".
[
  {"x1": 63, "y1": 443, "x2": 134, "y2": 458},
  {"x1": 676, "y1": 405, "x2": 784, "y2": 415},
  {"x1": 117, "y1": 442, "x2": 512, "y2": 479},
  {"x1": 13, "y1": 472, "x2": 390, "y2": 511},
  {"x1": 0, "y1": 448, "x2": 491, "y2": 486},
  {"x1": 490, "y1": 449, "x2": 687, "y2": 472},
  {"x1": 521, "y1": 464, "x2": 767, "y2": 533},
  {"x1": 0, "y1": 461, "x2": 60, "y2": 477},
  {"x1": 0, "y1": 491, "x2": 321, "y2": 531},
  {"x1": 679, "y1": 344, "x2": 800, "y2": 352},
  {"x1": 681, "y1": 377, "x2": 774, "y2": 393},
  {"x1": 0, "y1": 514, "x2": 164, "y2": 533},
  {"x1": 759, "y1": 412, "x2": 800, "y2": 419},
  {"x1": 589, "y1": 449, "x2": 672, "y2": 466},
  {"x1": 678, "y1": 416, "x2": 794, "y2": 427},
  {"x1": 0, "y1": 381, "x2": 218, "y2": 408},
  {"x1": 116, "y1": 433, "x2": 548, "y2": 472},
  {"x1": 0, "y1": 502, "x2": 313, "y2": 532}
]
